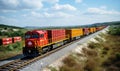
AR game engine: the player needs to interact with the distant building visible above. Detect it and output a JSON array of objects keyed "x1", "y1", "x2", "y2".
[{"x1": 12, "y1": 29, "x2": 19, "y2": 31}]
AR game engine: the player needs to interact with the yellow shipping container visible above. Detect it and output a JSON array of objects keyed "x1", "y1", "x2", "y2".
[
  {"x1": 90, "y1": 28, "x2": 94, "y2": 33},
  {"x1": 93, "y1": 27, "x2": 96, "y2": 32},
  {"x1": 66, "y1": 28, "x2": 83, "y2": 38}
]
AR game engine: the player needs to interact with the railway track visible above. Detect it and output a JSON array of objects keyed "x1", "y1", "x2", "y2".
[{"x1": 0, "y1": 38, "x2": 81, "y2": 71}]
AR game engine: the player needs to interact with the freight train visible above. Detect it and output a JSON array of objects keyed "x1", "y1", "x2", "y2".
[
  {"x1": 0, "y1": 36, "x2": 21, "y2": 45},
  {"x1": 23, "y1": 26, "x2": 106, "y2": 57}
]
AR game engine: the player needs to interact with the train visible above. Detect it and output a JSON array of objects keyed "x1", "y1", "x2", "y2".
[
  {"x1": 0, "y1": 36, "x2": 22, "y2": 45},
  {"x1": 23, "y1": 26, "x2": 106, "y2": 57}
]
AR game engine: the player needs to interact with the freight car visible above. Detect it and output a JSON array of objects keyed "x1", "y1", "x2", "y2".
[
  {"x1": 83, "y1": 28, "x2": 90, "y2": 35},
  {"x1": 13, "y1": 36, "x2": 22, "y2": 43},
  {"x1": 0, "y1": 36, "x2": 22, "y2": 45},
  {"x1": 66, "y1": 28, "x2": 83, "y2": 41},
  {"x1": 0, "y1": 37, "x2": 12, "y2": 45},
  {"x1": 23, "y1": 26, "x2": 106, "y2": 57}
]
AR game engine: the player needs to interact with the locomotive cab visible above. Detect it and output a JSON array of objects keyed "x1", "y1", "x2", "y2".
[{"x1": 23, "y1": 30, "x2": 48, "y2": 57}]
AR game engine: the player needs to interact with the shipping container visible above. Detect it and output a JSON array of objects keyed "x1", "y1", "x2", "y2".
[
  {"x1": 96, "y1": 26, "x2": 102, "y2": 31},
  {"x1": 0, "y1": 37, "x2": 12, "y2": 45},
  {"x1": 66, "y1": 28, "x2": 83, "y2": 40},
  {"x1": 47, "y1": 29, "x2": 66, "y2": 43},
  {"x1": 93, "y1": 27, "x2": 96, "y2": 32},
  {"x1": 83, "y1": 28, "x2": 90, "y2": 35},
  {"x1": 13, "y1": 36, "x2": 22, "y2": 43},
  {"x1": 2, "y1": 41, "x2": 12, "y2": 45},
  {"x1": 90, "y1": 27, "x2": 94, "y2": 33}
]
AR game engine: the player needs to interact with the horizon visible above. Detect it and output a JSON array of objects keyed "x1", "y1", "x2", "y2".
[{"x1": 0, "y1": 0, "x2": 120, "y2": 27}]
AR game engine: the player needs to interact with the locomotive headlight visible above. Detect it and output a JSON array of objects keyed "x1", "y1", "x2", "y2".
[
  {"x1": 28, "y1": 50, "x2": 31, "y2": 53},
  {"x1": 28, "y1": 41, "x2": 32, "y2": 46}
]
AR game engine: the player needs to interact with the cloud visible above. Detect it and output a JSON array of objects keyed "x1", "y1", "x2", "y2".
[
  {"x1": 42, "y1": 0, "x2": 59, "y2": 3},
  {"x1": 0, "y1": 10, "x2": 17, "y2": 13},
  {"x1": 30, "y1": 11, "x2": 74, "y2": 18},
  {"x1": 52, "y1": 4, "x2": 77, "y2": 11},
  {"x1": 31, "y1": 11, "x2": 43, "y2": 18},
  {"x1": 0, "y1": 16, "x2": 18, "y2": 26},
  {"x1": 22, "y1": 0, "x2": 43, "y2": 9},
  {"x1": 86, "y1": 7, "x2": 120, "y2": 15},
  {"x1": 44, "y1": 12, "x2": 74, "y2": 18},
  {"x1": 75, "y1": 0, "x2": 82, "y2": 3},
  {"x1": 0, "y1": 0, "x2": 19, "y2": 9},
  {"x1": 0, "y1": 0, "x2": 43, "y2": 11}
]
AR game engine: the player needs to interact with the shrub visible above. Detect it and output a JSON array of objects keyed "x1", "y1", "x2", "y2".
[
  {"x1": 88, "y1": 42, "x2": 101, "y2": 49},
  {"x1": 116, "y1": 53, "x2": 120, "y2": 60},
  {"x1": 62, "y1": 56, "x2": 76, "y2": 67},
  {"x1": 94, "y1": 37, "x2": 103, "y2": 42},
  {"x1": 82, "y1": 48, "x2": 98, "y2": 57},
  {"x1": 48, "y1": 67, "x2": 57, "y2": 71},
  {"x1": 108, "y1": 25, "x2": 120, "y2": 35},
  {"x1": 102, "y1": 59, "x2": 112, "y2": 67},
  {"x1": 84, "y1": 59, "x2": 98, "y2": 71},
  {"x1": 115, "y1": 61, "x2": 120, "y2": 67},
  {"x1": 7, "y1": 45, "x2": 14, "y2": 51},
  {"x1": 107, "y1": 66, "x2": 119, "y2": 71},
  {"x1": 60, "y1": 64, "x2": 83, "y2": 71}
]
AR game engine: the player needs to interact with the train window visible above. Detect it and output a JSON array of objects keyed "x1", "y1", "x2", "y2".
[
  {"x1": 40, "y1": 34, "x2": 44, "y2": 38},
  {"x1": 25, "y1": 34, "x2": 31, "y2": 39},
  {"x1": 32, "y1": 33, "x2": 39, "y2": 38}
]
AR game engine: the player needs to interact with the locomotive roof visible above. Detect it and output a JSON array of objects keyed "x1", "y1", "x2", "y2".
[{"x1": 32, "y1": 30, "x2": 47, "y2": 34}]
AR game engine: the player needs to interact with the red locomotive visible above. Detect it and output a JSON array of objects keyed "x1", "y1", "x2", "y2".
[{"x1": 23, "y1": 29, "x2": 67, "y2": 56}]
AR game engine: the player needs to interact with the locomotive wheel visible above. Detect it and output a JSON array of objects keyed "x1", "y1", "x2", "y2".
[{"x1": 47, "y1": 46, "x2": 52, "y2": 51}]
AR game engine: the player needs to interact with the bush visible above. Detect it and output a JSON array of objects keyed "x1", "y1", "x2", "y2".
[
  {"x1": 62, "y1": 56, "x2": 76, "y2": 67},
  {"x1": 0, "y1": 42, "x2": 22, "y2": 51},
  {"x1": 107, "y1": 66, "x2": 119, "y2": 71},
  {"x1": 84, "y1": 59, "x2": 98, "y2": 71},
  {"x1": 88, "y1": 42, "x2": 101, "y2": 49},
  {"x1": 115, "y1": 61, "x2": 120, "y2": 67},
  {"x1": 116, "y1": 53, "x2": 120, "y2": 60},
  {"x1": 48, "y1": 67, "x2": 57, "y2": 71},
  {"x1": 7, "y1": 45, "x2": 14, "y2": 51},
  {"x1": 94, "y1": 37, "x2": 103, "y2": 42},
  {"x1": 108, "y1": 25, "x2": 120, "y2": 35}
]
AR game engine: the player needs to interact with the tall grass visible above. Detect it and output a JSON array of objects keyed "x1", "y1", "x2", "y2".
[{"x1": 60, "y1": 55, "x2": 84, "y2": 71}]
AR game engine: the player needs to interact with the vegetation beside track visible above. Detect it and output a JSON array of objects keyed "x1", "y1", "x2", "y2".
[
  {"x1": 0, "y1": 41, "x2": 23, "y2": 60},
  {"x1": 0, "y1": 24, "x2": 26, "y2": 60},
  {"x1": 48, "y1": 25, "x2": 120, "y2": 71}
]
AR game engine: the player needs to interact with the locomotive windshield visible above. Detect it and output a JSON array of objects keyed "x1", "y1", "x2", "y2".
[
  {"x1": 25, "y1": 34, "x2": 31, "y2": 39},
  {"x1": 32, "y1": 33, "x2": 39, "y2": 38}
]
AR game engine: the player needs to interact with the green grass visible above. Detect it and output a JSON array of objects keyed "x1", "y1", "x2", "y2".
[{"x1": 0, "y1": 41, "x2": 23, "y2": 60}]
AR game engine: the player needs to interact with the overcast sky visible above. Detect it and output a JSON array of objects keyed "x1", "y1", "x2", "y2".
[{"x1": 0, "y1": 0, "x2": 120, "y2": 27}]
